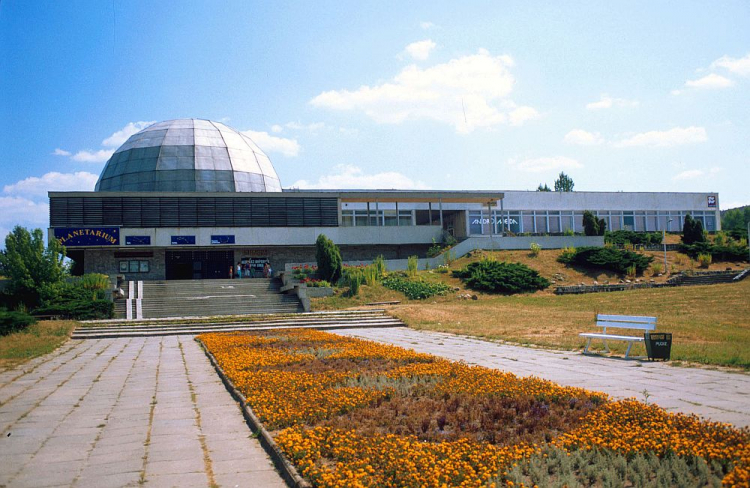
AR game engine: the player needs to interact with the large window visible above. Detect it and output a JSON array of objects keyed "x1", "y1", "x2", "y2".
[{"x1": 341, "y1": 209, "x2": 413, "y2": 227}]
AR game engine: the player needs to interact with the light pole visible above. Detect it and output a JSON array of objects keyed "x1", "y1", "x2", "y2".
[{"x1": 663, "y1": 219, "x2": 673, "y2": 275}]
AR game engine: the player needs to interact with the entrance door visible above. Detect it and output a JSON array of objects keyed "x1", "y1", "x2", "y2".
[{"x1": 166, "y1": 250, "x2": 234, "y2": 280}]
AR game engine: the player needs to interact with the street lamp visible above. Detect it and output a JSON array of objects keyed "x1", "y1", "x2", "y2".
[{"x1": 663, "y1": 219, "x2": 673, "y2": 275}]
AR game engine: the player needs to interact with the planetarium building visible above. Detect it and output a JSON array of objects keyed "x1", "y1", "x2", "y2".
[{"x1": 49, "y1": 119, "x2": 721, "y2": 280}]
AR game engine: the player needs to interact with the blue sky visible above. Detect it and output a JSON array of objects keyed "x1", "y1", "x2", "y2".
[{"x1": 1, "y1": 1, "x2": 749, "y2": 239}]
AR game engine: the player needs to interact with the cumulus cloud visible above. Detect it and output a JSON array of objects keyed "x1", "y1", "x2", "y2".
[
  {"x1": 672, "y1": 167, "x2": 721, "y2": 181},
  {"x1": 564, "y1": 129, "x2": 604, "y2": 146},
  {"x1": 71, "y1": 149, "x2": 115, "y2": 163},
  {"x1": 270, "y1": 124, "x2": 283, "y2": 133},
  {"x1": 711, "y1": 53, "x2": 750, "y2": 77},
  {"x1": 310, "y1": 49, "x2": 536, "y2": 133},
  {"x1": 52, "y1": 148, "x2": 71, "y2": 156},
  {"x1": 585, "y1": 94, "x2": 639, "y2": 110},
  {"x1": 614, "y1": 126, "x2": 707, "y2": 148},
  {"x1": 102, "y1": 121, "x2": 155, "y2": 147},
  {"x1": 404, "y1": 39, "x2": 436, "y2": 61},
  {"x1": 290, "y1": 164, "x2": 429, "y2": 190},
  {"x1": 509, "y1": 156, "x2": 583, "y2": 173},
  {"x1": 241, "y1": 130, "x2": 301, "y2": 157},
  {"x1": 285, "y1": 121, "x2": 327, "y2": 132},
  {"x1": 684, "y1": 73, "x2": 734, "y2": 89},
  {"x1": 4, "y1": 171, "x2": 99, "y2": 197},
  {"x1": 508, "y1": 106, "x2": 540, "y2": 126}
]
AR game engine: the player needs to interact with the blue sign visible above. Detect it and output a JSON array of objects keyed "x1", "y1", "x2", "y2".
[
  {"x1": 171, "y1": 235, "x2": 196, "y2": 245},
  {"x1": 54, "y1": 227, "x2": 119, "y2": 246},
  {"x1": 125, "y1": 235, "x2": 151, "y2": 246},
  {"x1": 211, "y1": 235, "x2": 235, "y2": 244}
]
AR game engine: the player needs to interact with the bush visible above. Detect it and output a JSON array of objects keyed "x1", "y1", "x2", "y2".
[
  {"x1": 697, "y1": 253, "x2": 712, "y2": 268},
  {"x1": 452, "y1": 259, "x2": 550, "y2": 294},
  {"x1": 32, "y1": 300, "x2": 113, "y2": 320},
  {"x1": 407, "y1": 256, "x2": 419, "y2": 277},
  {"x1": 315, "y1": 234, "x2": 343, "y2": 283},
  {"x1": 557, "y1": 246, "x2": 653, "y2": 274},
  {"x1": 682, "y1": 214, "x2": 706, "y2": 245},
  {"x1": 605, "y1": 230, "x2": 663, "y2": 246},
  {"x1": 292, "y1": 265, "x2": 318, "y2": 280},
  {"x1": 583, "y1": 211, "x2": 599, "y2": 236},
  {"x1": 650, "y1": 262, "x2": 663, "y2": 275},
  {"x1": 529, "y1": 242, "x2": 541, "y2": 257},
  {"x1": 381, "y1": 276, "x2": 451, "y2": 300},
  {"x1": 0, "y1": 310, "x2": 37, "y2": 336},
  {"x1": 680, "y1": 240, "x2": 749, "y2": 262}
]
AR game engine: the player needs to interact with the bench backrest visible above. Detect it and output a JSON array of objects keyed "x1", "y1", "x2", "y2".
[{"x1": 596, "y1": 314, "x2": 657, "y2": 332}]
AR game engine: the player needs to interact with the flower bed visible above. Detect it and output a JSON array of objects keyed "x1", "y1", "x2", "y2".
[{"x1": 198, "y1": 330, "x2": 749, "y2": 487}]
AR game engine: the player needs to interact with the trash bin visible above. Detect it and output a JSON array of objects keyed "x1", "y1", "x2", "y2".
[{"x1": 645, "y1": 333, "x2": 672, "y2": 361}]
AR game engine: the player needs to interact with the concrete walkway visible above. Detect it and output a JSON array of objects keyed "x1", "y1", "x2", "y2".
[
  {"x1": 335, "y1": 328, "x2": 750, "y2": 428},
  {"x1": 0, "y1": 336, "x2": 286, "y2": 488}
]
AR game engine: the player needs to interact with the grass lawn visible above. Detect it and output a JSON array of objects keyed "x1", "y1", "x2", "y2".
[
  {"x1": 313, "y1": 249, "x2": 750, "y2": 369},
  {"x1": 0, "y1": 320, "x2": 76, "y2": 369}
]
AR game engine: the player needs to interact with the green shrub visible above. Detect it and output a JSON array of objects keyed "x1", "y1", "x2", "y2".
[
  {"x1": 0, "y1": 310, "x2": 37, "y2": 336},
  {"x1": 563, "y1": 228, "x2": 575, "y2": 236},
  {"x1": 557, "y1": 246, "x2": 653, "y2": 274},
  {"x1": 426, "y1": 238, "x2": 442, "y2": 258},
  {"x1": 582, "y1": 211, "x2": 599, "y2": 236},
  {"x1": 650, "y1": 262, "x2": 663, "y2": 275},
  {"x1": 382, "y1": 276, "x2": 451, "y2": 300},
  {"x1": 373, "y1": 255, "x2": 387, "y2": 278},
  {"x1": 682, "y1": 214, "x2": 706, "y2": 245},
  {"x1": 407, "y1": 256, "x2": 419, "y2": 277},
  {"x1": 315, "y1": 234, "x2": 343, "y2": 283},
  {"x1": 452, "y1": 259, "x2": 550, "y2": 294},
  {"x1": 697, "y1": 253, "x2": 712, "y2": 268},
  {"x1": 529, "y1": 242, "x2": 541, "y2": 257},
  {"x1": 342, "y1": 267, "x2": 364, "y2": 296},
  {"x1": 605, "y1": 230, "x2": 663, "y2": 246},
  {"x1": 680, "y1": 241, "x2": 749, "y2": 262},
  {"x1": 33, "y1": 299, "x2": 113, "y2": 320}
]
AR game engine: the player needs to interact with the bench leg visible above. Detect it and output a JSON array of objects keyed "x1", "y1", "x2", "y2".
[
  {"x1": 583, "y1": 337, "x2": 592, "y2": 354},
  {"x1": 625, "y1": 342, "x2": 633, "y2": 359},
  {"x1": 602, "y1": 339, "x2": 609, "y2": 353}
]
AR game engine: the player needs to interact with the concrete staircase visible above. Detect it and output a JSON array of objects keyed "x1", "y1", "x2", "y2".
[
  {"x1": 72, "y1": 309, "x2": 405, "y2": 339},
  {"x1": 114, "y1": 278, "x2": 303, "y2": 319},
  {"x1": 666, "y1": 269, "x2": 749, "y2": 287}
]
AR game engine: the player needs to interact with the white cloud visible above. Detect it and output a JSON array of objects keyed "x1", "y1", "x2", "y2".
[
  {"x1": 270, "y1": 124, "x2": 283, "y2": 133},
  {"x1": 564, "y1": 129, "x2": 604, "y2": 146},
  {"x1": 510, "y1": 156, "x2": 583, "y2": 173},
  {"x1": 614, "y1": 126, "x2": 707, "y2": 148},
  {"x1": 585, "y1": 94, "x2": 639, "y2": 110},
  {"x1": 285, "y1": 121, "x2": 327, "y2": 132},
  {"x1": 711, "y1": 53, "x2": 750, "y2": 77},
  {"x1": 4, "y1": 171, "x2": 99, "y2": 197},
  {"x1": 682, "y1": 73, "x2": 735, "y2": 90},
  {"x1": 241, "y1": 130, "x2": 301, "y2": 157},
  {"x1": 101, "y1": 121, "x2": 155, "y2": 147},
  {"x1": 404, "y1": 39, "x2": 436, "y2": 61},
  {"x1": 508, "y1": 106, "x2": 539, "y2": 126},
  {"x1": 52, "y1": 148, "x2": 71, "y2": 156},
  {"x1": 310, "y1": 49, "x2": 535, "y2": 133},
  {"x1": 290, "y1": 164, "x2": 429, "y2": 190},
  {"x1": 672, "y1": 167, "x2": 721, "y2": 181},
  {"x1": 71, "y1": 149, "x2": 115, "y2": 163},
  {"x1": 0, "y1": 196, "x2": 50, "y2": 233},
  {"x1": 420, "y1": 21, "x2": 436, "y2": 30}
]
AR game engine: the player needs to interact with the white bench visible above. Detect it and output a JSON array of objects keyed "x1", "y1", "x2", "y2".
[{"x1": 580, "y1": 314, "x2": 657, "y2": 359}]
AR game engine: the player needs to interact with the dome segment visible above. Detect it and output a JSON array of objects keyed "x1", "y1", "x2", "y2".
[{"x1": 95, "y1": 119, "x2": 282, "y2": 192}]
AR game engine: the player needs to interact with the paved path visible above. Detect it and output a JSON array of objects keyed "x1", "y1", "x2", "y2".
[
  {"x1": 0, "y1": 336, "x2": 286, "y2": 488},
  {"x1": 335, "y1": 328, "x2": 750, "y2": 428}
]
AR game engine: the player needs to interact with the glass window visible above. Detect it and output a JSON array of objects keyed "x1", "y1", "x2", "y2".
[
  {"x1": 535, "y1": 212, "x2": 547, "y2": 234},
  {"x1": 469, "y1": 211, "x2": 484, "y2": 235},
  {"x1": 506, "y1": 213, "x2": 521, "y2": 233},
  {"x1": 398, "y1": 210, "x2": 413, "y2": 226},
  {"x1": 548, "y1": 211, "x2": 561, "y2": 233},
  {"x1": 384, "y1": 210, "x2": 398, "y2": 226},
  {"x1": 623, "y1": 212, "x2": 635, "y2": 231},
  {"x1": 342, "y1": 211, "x2": 354, "y2": 227},
  {"x1": 522, "y1": 212, "x2": 535, "y2": 234},
  {"x1": 705, "y1": 215, "x2": 716, "y2": 231},
  {"x1": 139, "y1": 261, "x2": 150, "y2": 272},
  {"x1": 129, "y1": 261, "x2": 139, "y2": 273},
  {"x1": 119, "y1": 261, "x2": 128, "y2": 273}
]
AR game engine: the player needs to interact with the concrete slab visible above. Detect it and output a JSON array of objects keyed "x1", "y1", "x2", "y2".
[
  {"x1": 334, "y1": 327, "x2": 750, "y2": 427},
  {"x1": 0, "y1": 336, "x2": 287, "y2": 487}
]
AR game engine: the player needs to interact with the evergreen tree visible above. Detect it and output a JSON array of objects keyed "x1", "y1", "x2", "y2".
[
  {"x1": 554, "y1": 172, "x2": 574, "y2": 192},
  {"x1": 682, "y1": 214, "x2": 706, "y2": 245},
  {"x1": 597, "y1": 218, "x2": 607, "y2": 236},
  {"x1": 315, "y1": 234, "x2": 342, "y2": 283},
  {"x1": 582, "y1": 211, "x2": 599, "y2": 236},
  {"x1": 536, "y1": 183, "x2": 551, "y2": 192}
]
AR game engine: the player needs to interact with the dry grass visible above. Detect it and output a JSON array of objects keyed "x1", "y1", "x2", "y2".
[
  {"x1": 313, "y1": 249, "x2": 750, "y2": 368},
  {"x1": 0, "y1": 320, "x2": 76, "y2": 369}
]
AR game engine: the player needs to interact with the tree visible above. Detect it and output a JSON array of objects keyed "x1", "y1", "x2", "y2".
[
  {"x1": 722, "y1": 206, "x2": 750, "y2": 231},
  {"x1": 597, "y1": 218, "x2": 607, "y2": 236},
  {"x1": 582, "y1": 211, "x2": 599, "y2": 236},
  {"x1": 554, "y1": 172, "x2": 574, "y2": 192},
  {"x1": 315, "y1": 234, "x2": 342, "y2": 283},
  {"x1": 682, "y1": 214, "x2": 706, "y2": 245},
  {"x1": 536, "y1": 183, "x2": 551, "y2": 192},
  {"x1": 0, "y1": 226, "x2": 67, "y2": 307}
]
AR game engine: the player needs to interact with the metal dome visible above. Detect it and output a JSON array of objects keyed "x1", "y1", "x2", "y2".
[{"x1": 95, "y1": 119, "x2": 282, "y2": 192}]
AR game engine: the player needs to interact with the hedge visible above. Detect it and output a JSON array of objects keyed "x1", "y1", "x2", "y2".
[
  {"x1": 557, "y1": 246, "x2": 653, "y2": 274},
  {"x1": 452, "y1": 260, "x2": 550, "y2": 294},
  {"x1": 0, "y1": 310, "x2": 37, "y2": 336}
]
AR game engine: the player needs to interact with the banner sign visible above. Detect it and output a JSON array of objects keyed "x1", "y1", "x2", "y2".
[
  {"x1": 125, "y1": 236, "x2": 151, "y2": 246},
  {"x1": 54, "y1": 227, "x2": 119, "y2": 246},
  {"x1": 211, "y1": 235, "x2": 235, "y2": 244},
  {"x1": 171, "y1": 235, "x2": 196, "y2": 245}
]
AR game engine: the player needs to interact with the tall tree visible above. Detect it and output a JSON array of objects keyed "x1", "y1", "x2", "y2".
[
  {"x1": 582, "y1": 211, "x2": 599, "y2": 236},
  {"x1": 554, "y1": 172, "x2": 574, "y2": 192},
  {"x1": 315, "y1": 234, "x2": 342, "y2": 283},
  {"x1": 0, "y1": 226, "x2": 67, "y2": 306},
  {"x1": 682, "y1": 214, "x2": 706, "y2": 245},
  {"x1": 536, "y1": 183, "x2": 551, "y2": 192}
]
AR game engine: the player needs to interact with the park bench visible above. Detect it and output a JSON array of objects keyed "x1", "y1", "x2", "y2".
[{"x1": 580, "y1": 314, "x2": 657, "y2": 359}]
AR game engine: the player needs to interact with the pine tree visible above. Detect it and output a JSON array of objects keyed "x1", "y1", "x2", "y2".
[
  {"x1": 582, "y1": 211, "x2": 599, "y2": 236},
  {"x1": 554, "y1": 172, "x2": 574, "y2": 192}
]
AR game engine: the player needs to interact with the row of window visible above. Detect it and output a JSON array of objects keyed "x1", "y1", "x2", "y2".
[
  {"x1": 468, "y1": 210, "x2": 717, "y2": 235},
  {"x1": 341, "y1": 210, "x2": 414, "y2": 227},
  {"x1": 119, "y1": 260, "x2": 150, "y2": 273}
]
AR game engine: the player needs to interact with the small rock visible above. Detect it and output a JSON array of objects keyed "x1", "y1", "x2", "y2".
[
  {"x1": 471, "y1": 295, "x2": 478, "y2": 300},
  {"x1": 453, "y1": 287, "x2": 460, "y2": 292},
  {"x1": 550, "y1": 280, "x2": 556, "y2": 284},
  {"x1": 625, "y1": 279, "x2": 632, "y2": 283},
  {"x1": 593, "y1": 280, "x2": 599, "y2": 285}
]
